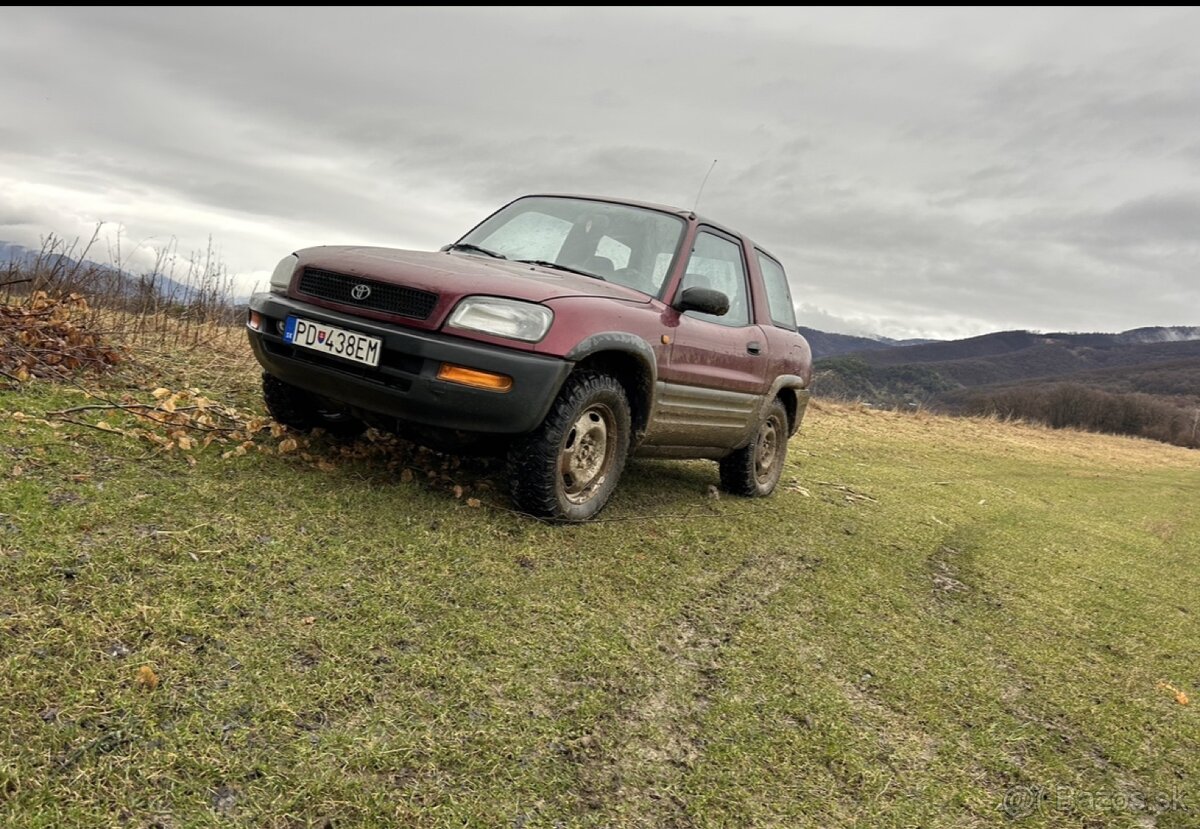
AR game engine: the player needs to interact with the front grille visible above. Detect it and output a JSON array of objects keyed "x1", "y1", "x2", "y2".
[{"x1": 298, "y1": 267, "x2": 438, "y2": 320}]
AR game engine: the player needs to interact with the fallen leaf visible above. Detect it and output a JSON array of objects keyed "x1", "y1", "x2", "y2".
[
  {"x1": 278, "y1": 437, "x2": 299, "y2": 454},
  {"x1": 316, "y1": 459, "x2": 336, "y2": 472},
  {"x1": 400, "y1": 468, "x2": 414, "y2": 483},
  {"x1": 453, "y1": 485, "x2": 464, "y2": 499},
  {"x1": 135, "y1": 665, "x2": 159, "y2": 690},
  {"x1": 466, "y1": 498, "x2": 481, "y2": 508},
  {"x1": 1158, "y1": 680, "x2": 1190, "y2": 705},
  {"x1": 300, "y1": 616, "x2": 316, "y2": 625},
  {"x1": 177, "y1": 435, "x2": 193, "y2": 451},
  {"x1": 151, "y1": 387, "x2": 171, "y2": 399}
]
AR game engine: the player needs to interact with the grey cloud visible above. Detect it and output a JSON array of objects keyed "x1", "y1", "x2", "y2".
[
  {"x1": 1, "y1": 7, "x2": 1199, "y2": 337},
  {"x1": 1096, "y1": 193, "x2": 1200, "y2": 245}
]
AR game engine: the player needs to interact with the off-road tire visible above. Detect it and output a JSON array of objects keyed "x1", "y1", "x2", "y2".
[
  {"x1": 507, "y1": 370, "x2": 631, "y2": 522},
  {"x1": 262, "y1": 372, "x2": 364, "y2": 439},
  {"x1": 719, "y1": 398, "x2": 788, "y2": 497}
]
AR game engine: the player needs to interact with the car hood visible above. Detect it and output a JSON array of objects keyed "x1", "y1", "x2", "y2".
[{"x1": 293, "y1": 246, "x2": 650, "y2": 328}]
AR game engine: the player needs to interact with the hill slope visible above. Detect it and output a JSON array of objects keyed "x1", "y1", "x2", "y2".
[
  {"x1": 815, "y1": 328, "x2": 1200, "y2": 446},
  {"x1": 798, "y1": 326, "x2": 939, "y2": 358},
  {"x1": 2, "y1": 342, "x2": 1197, "y2": 828},
  {"x1": 843, "y1": 326, "x2": 1200, "y2": 372}
]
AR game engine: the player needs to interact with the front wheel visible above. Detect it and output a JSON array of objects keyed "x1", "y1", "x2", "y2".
[
  {"x1": 719, "y1": 399, "x2": 789, "y2": 497},
  {"x1": 507, "y1": 371, "x2": 631, "y2": 522}
]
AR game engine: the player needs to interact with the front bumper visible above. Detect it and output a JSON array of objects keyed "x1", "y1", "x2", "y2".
[{"x1": 246, "y1": 292, "x2": 571, "y2": 434}]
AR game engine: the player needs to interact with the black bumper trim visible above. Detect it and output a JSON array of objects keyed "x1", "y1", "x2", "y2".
[{"x1": 247, "y1": 293, "x2": 571, "y2": 434}]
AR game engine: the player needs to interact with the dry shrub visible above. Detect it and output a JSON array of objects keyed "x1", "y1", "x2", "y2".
[{"x1": 1, "y1": 291, "x2": 124, "y2": 382}]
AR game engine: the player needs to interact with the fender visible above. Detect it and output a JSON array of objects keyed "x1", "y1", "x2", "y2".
[
  {"x1": 748, "y1": 374, "x2": 811, "y2": 440},
  {"x1": 565, "y1": 332, "x2": 659, "y2": 444}
]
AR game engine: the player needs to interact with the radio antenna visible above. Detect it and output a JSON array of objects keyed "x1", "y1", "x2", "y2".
[{"x1": 693, "y1": 158, "x2": 718, "y2": 213}]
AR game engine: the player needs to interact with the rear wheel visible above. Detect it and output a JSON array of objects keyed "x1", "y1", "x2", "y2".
[
  {"x1": 262, "y1": 372, "x2": 364, "y2": 439},
  {"x1": 719, "y1": 398, "x2": 788, "y2": 497},
  {"x1": 507, "y1": 371, "x2": 630, "y2": 522}
]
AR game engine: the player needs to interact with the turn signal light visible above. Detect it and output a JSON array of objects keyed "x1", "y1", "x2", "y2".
[
  {"x1": 436, "y1": 363, "x2": 513, "y2": 392},
  {"x1": 247, "y1": 310, "x2": 262, "y2": 330}
]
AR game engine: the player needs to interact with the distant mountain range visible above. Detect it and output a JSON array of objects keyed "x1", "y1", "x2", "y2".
[
  {"x1": 814, "y1": 324, "x2": 1200, "y2": 414},
  {"x1": 1, "y1": 240, "x2": 207, "y2": 303},
  {"x1": 800, "y1": 324, "x2": 1200, "y2": 361},
  {"x1": 798, "y1": 326, "x2": 939, "y2": 358}
]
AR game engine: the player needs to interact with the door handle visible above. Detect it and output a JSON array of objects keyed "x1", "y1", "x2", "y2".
[{"x1": 746, "y1": 341, "x2": 762, "y2": 355}]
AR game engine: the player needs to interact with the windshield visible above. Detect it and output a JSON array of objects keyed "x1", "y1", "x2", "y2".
[{"x1": 456, "y1": 196, "x2": 686, "y2": 297}]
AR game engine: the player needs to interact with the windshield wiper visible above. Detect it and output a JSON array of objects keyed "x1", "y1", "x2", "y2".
[
  {"x1": 447, "y1": 242, "x2": 506, "y2": 259},
  {"x1": 516, "y1": 259, "x2": 605, "y2": 280}
]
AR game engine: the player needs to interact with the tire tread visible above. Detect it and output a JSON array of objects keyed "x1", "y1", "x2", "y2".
[{"x1": 506, "y1": 370, "x2": 630, "y2": 521}]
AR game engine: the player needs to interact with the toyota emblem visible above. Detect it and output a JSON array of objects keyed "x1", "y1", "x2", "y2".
[{"x1": 350, "y1": 283, "x2": 372, "y2": 301}]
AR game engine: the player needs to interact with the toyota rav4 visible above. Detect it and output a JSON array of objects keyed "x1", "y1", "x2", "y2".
[{"x1": 246, "y1": 194, "x2": 812, "y2": 521}]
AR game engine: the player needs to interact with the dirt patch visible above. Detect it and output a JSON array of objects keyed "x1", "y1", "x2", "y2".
[
  {"x1": 570, "y1": 549, "x2": 818, "y2": 826},
  {"x1": 928, "y1": 545, "x2": 971, "y2": 595}
]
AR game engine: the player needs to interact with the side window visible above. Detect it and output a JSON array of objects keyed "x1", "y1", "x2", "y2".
[
  {"x1": 481, "y1": 211, "x2": 570, "y2": 261},
  {"x1": 679, "y1": 231, "x2": 751, "y2": 327},
  {"x1": 756, "y1": 252, "x2": 797, "y2": 330}
]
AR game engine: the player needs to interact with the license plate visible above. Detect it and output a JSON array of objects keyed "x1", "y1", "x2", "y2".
[{"x1": 284, "y1": 316, "x2": 382, "y2": 367}]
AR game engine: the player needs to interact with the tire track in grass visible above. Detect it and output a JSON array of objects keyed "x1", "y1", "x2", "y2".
[{"x1": 568, "y1": 547, "x2": 818, "y2": 827}]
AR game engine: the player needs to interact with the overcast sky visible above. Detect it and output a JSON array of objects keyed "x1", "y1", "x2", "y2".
[{"x1": 2, "y1": 7, "x2": 1198, "y2": 339}]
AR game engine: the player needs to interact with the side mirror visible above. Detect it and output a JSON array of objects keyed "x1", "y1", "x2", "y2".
[{"x1": 675, "y1": 287, "x2": 729, "y2": 317}]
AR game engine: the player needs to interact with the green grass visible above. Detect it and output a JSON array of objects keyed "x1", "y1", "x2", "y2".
[{"x1": 1, "y1": 352, "x2": 1197, "y2": 828}]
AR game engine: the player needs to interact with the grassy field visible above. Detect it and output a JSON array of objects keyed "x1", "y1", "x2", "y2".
[{"x1": 0, "y1": 334, "x2": 1197, "y2": 828}]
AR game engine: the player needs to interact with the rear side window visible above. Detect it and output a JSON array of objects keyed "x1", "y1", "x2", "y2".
[{"x1": 756, "y1": 252, "x2": 797, "y2": 330}]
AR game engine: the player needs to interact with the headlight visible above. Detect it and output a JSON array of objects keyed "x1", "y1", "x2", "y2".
[
  {"x1": 446, "y1": 297, "x2": 553, "y2": 342},
  {"x1": 269, "y1": 254, "x2": 298, "y2": 293}
]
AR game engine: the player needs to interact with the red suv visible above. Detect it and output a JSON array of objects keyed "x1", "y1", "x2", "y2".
[{"x1": 246, "y1": 194, "x2": 812, "y2": 521}]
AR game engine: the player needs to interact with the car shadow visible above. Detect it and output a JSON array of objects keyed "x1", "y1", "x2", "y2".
[{"x1": 304, "y1": 429, "x2": 725, "y2": 519}]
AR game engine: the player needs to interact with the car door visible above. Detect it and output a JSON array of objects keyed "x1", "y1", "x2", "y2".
[{"x1": 652, "y1": 228, "x2": 769, "y2": 449}]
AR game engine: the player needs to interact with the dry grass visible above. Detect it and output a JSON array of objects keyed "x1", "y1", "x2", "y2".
[
  {"x1": 812, "y1": 398, "x2": 1197, "y2": 469},
  {"x1": 1, "y1": 229, "x2": 242, "y2": 355}
]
